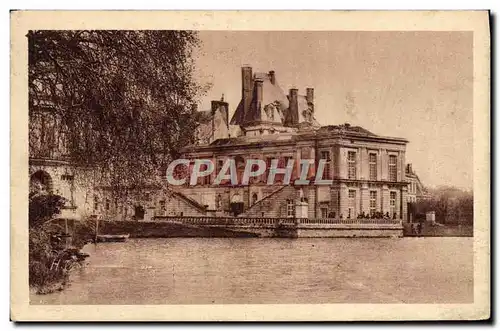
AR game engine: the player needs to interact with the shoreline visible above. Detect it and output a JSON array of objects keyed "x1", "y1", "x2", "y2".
[{"x1": 98, "y1": 220, "x2": 472, "y2": 238}]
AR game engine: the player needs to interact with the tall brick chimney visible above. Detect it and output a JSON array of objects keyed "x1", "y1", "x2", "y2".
[
  {"x1": 287, "y1": 88, "x2": 299, "y2": 126},
  {"x1": 241, "y1": 66, "x2": 253, "y2": 121},
  {"x1": 255, "y1": 78, "x2": 264, "y2": 117}
]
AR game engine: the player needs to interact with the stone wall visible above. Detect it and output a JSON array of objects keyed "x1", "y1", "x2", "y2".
[
  {"x1": 29, "y1": 161, "x2": 95, "y2": 218},
  {"x1": 296, "y1": 228, "x2": 402, "y2": 238},
  {"x1": 150, "y1": 216, "x2": 403, "y2": 238}
]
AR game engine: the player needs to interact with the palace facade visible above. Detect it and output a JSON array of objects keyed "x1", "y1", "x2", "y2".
[
  {"x1": 29, "y1": 66, "x2": 413, "y2": 222},
  {"x1": 172, "y1": 66, "x2": 409, "y2": 221}
]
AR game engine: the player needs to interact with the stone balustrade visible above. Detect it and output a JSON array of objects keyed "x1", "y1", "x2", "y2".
[
  {"x1": 298, "y1": 218, "x2": 401, "y2": 225},
  {"x1": 152, "y1": 216, "x2": 401, "y2": 227}
]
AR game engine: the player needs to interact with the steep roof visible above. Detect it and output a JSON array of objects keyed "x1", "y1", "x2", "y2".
[
  {"x1": 230, "y1": 71, "x2": 290, "y2": 126},
  {"x1": 230, "y1": 100, "x2": 245, "y2": 125},
  {"x1": 257, "y1": 72, "x2": 290, "y2": 111}
]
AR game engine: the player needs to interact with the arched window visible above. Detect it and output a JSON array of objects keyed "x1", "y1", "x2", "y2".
[{"x1": 30, "y1": 170, "x2": 53, "y2": 195}]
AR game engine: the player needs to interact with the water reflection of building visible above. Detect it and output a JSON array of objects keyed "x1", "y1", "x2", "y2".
[{"x1": 29, "y1": 66, "x2": 412, "y2": 222}]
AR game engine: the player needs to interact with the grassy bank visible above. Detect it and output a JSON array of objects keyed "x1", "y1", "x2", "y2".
[
  {"x1": 30, "y1": 193, "x2": 92, "y2": 294},
  {"x1": 29, "y1": 223, "x2": 93, "y2": 294}
]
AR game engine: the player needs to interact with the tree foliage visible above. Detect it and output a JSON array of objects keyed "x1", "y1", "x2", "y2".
[
  {"x1": 29, "y1": 193, "x2": 66, "y2": 228},
  {"x1": 28, "y1": 30, "x2": 205, "y2": 191},
  {"x1": 415, "y1": 186, "x2": 473, "y2": 224}
]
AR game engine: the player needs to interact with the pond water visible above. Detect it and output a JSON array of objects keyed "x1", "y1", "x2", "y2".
[{"x1": 31, "y1": 237, "x2": 473, "y2": 304}]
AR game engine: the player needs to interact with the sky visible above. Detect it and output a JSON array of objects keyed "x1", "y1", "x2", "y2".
[{"x1": 193, "y1": 31, "x2": 473, "y2": 190}]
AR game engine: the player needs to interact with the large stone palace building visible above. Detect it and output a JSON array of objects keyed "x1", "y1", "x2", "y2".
[
  {"x1": 29, "y1": 66, "x2": 422, "y2": 222},
  {"x1": 174, "y1": 66, "x2": 409, "y2": 221}
]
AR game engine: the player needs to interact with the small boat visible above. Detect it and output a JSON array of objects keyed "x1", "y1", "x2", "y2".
[{"x1": 96, "y1": 234, "x2": 130, "y2": 243}]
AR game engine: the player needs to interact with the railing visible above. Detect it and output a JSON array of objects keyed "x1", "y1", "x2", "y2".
[
  {"x1": 298, "y1": 218, "x2": 402, "y2": 225},
  {"x1": 153, "y1": 216, "x2": 296, "y2": 227},
  {"x1": 152, "y1": 216, "x2": 401, "y2": 227}
]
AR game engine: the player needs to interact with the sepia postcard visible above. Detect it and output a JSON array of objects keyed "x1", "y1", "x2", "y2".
[{"x1": 10, "y1": 10, "x2": 490, "y2": 321}]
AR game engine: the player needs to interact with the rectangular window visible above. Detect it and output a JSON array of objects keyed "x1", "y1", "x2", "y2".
[
  {"x1": 93, "y1": 195, "x2": 99, "y2": 211},
  {"x1": 320, "y1": 207, "x2": 328, "y2": 219},
  {"x1": 265, "y1": 157, "x2": 273, "y2": 181},
  {"x1": 320, "y1": 151, "x2": 331, "y2": 179},
  {"x1": 389, "y1": 155, "x2": 398, "y2": 181},
  {"x1": 390, "y1": 191, "x2": 397, "y2": 218},
  {"x1": 61, "y1": 174, "x2": 74, "y2": 181},
  {"x1": 217, "y1": 159, "x2": 230, "y2": 186},
  {"x1": 217, "y1": 159, "x2": 224, "y2": 172},
  {"x1": 196, "y1": 163, "x2": 211, "y2": 185},
  {"x1": 286, "y1": 199, "x2": 295, "y2": 218},
  {"x1": 348, "y1": 151, "x2": 357, "y2": 179},
  {"x1": 348, "y1": 190, "x2": 356, "y2": 219},
  {"x1": 283, "y1": 156, "x2": 297, "y2": 181},
  {"x1": 369, "y1": 153, "x2": 377, "y2": 180},
  {"x1": 105, "y1": 199, "x2": 110, "y2": 211},
  {"x1": 369, "y1": 190, "x2": 377, "y2": 216},
  {"x1": 159, "y1": 200, "x2": 166, "y2": 211},
  {"x1": 203, "y1": 166, "x2": 211, "y2": 185}
]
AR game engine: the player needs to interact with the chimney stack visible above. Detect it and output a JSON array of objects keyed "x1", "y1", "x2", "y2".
[
  {"x1": 211, "y1": 100, "x2": 218, "y2": 115},
  {"x1": 287, "y1": 88, "x2": 299, "y2": 126},
  {"x1": 241, "y1": 66, "x2": 253, "y2": 121},
  {"x1": 269, "y1": 70, "x2": 276, "y2": 84},
  {"x1": 255, "y1": 78, "x2": 264, "y2": 115}
]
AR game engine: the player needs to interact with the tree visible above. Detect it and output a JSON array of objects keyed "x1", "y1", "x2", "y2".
[
  {"x1": 28, "y1": 30, "x2": 207, "y2": 195},
  {"x1": 29, "y1": 193, "x2": 66, "y2": 228},
  {"x1": 415, "y1": 186, "x2": 473, "y2": 224}
]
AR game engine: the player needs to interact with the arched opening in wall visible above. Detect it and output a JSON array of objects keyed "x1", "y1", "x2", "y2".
[
  {"x1": 134, "y1": 205, "x2": 145, "y2": 221},
  {"x1": 230, "y1": 192, "x2": 244, "y2": 217},
  {"x1": 30, "y1": 170, "x2": 53, "y2": 196}
]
